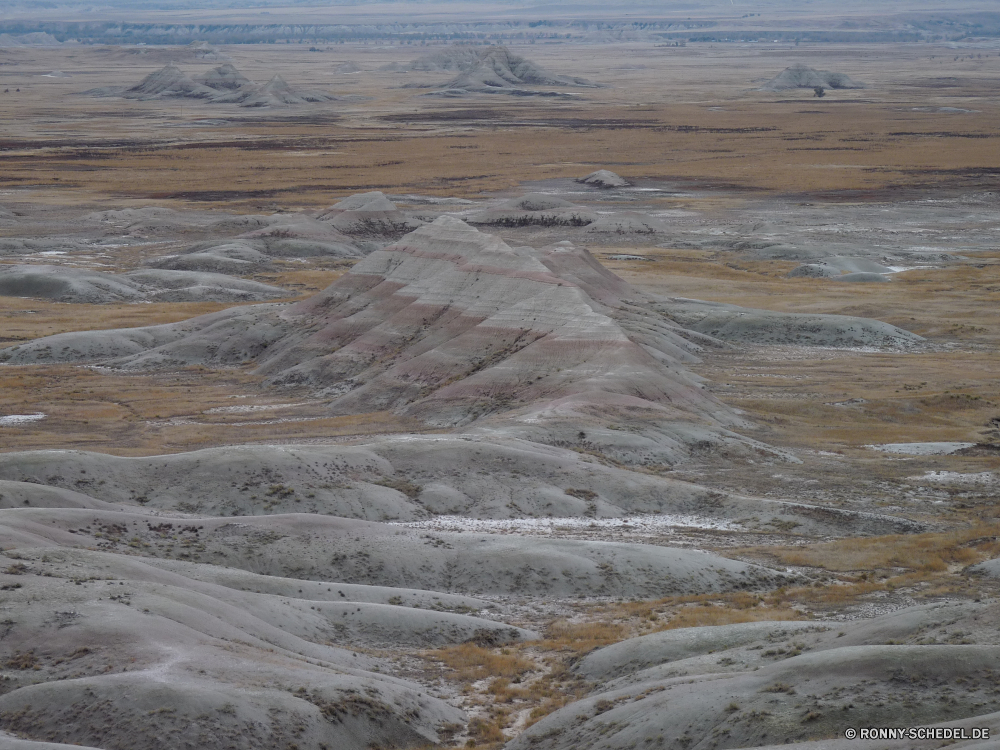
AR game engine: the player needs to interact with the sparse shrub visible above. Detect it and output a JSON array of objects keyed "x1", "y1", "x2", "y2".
[
  {"x1": 761, "y1": 682, "x2": 795, "y2": 694},
  {"x1": 544, "y1": 620, "x2": 625, "y2": 653},
  {"x1": 433, "y1": 643, "x2": 533, "y2": 681},
  {"x1": 663, "y1": 604, "x2": 806, "y2": 630},
  {"x1": 4, "y1": 650, "x2": 39, "y2": 670},
  {"x1": 372, "y1": 477, "x2": 422, "y2": 499},
  {"x1": 468, "y1": 716, "x2": 505, "y2": 743}
]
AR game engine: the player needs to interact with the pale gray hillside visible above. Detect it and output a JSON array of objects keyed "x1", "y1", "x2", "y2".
[
  {"x1": 513, "y1": 602, "x2": 1000, "y2": 750},
  {"x1": 0, "y1": 508, "x2": 794, "y2": 597},
  {"x1": 0, "y1": 441, "x2": 923, "y2": 536}
]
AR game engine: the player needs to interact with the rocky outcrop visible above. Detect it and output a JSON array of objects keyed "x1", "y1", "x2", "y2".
[
  {"x1": 0, "y1": 265, "x2": 288, "y2": 304},
  {"x1": 761, "y1": 64, "x2": 865, "y2": 92},
  {"x1": 578, "y1": 169, "x2": 630, "y2": 188},
  {"x1": 87, "y1": 64, "x2": 334, "y2": 107},
  {"x1": 418, "y1": 44, "x2": 599, "y2": 96},
  {"x1": 120, "y1": 62, "x2": 217, "y2": 100},
  {"x1": 466, "y1": 193, "x2": 597, "y2": 227},
  {"x1": 316, "y1": 191, "x2": 423, "y2": 236}
]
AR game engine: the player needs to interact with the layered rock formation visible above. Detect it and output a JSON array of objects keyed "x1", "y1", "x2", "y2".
[
  {"x1": 410, "y1": 45, "x2": 485, "y2": 72},
  {"x1": 87, "y1": 64, "x2": 334, "y2": 107},
  {"x1": 213, "y1": 74, "x2": 335, "y2": 107},
  {"x1": 414, "y1": 44, "x2": 599, "y2": 96},
  {"x1": 444, "y1": 45, "x2": 597, "y2": 92},
  {"x1": 0, "y1": 217, "x2": 921, "y2": 464},
  {"x1": 196, "y1": 62, "x2": 250, "y2": 91},
  {"x1": 120, "y1": 62, "x2": 217, "y2": 100}
]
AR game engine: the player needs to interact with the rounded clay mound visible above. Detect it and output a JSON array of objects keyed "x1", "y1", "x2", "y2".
[
  {"x1": 578, "y1": 169, "x2": 630, "y2": 188},
  {"x1": 761, "y1": 63, "x2": 865, "y2": 92},
  {"x1": 0, "y1": 265, "x2": 145, "y2": 303},
  {"x1": 317, "y1": 191, "x2": 423, "y2": 236},
  {"x1": 787, "y1": 263, "x2": 839, "y2": 278},
  {"x1": 197, "y1": 63, "x2": 251, "y2": 91}
]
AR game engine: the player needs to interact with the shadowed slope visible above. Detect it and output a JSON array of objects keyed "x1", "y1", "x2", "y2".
[
  {"x1": 196, "y1": 62, "x2": 251, "y2": 91},
  {"x1": 121, "y1": 63, "x2": 217, "y2": 100},
  {"x1": 0, "y1": 265, "x2": 288, "y2": 303},
  {"x1": 213, "y1": 75, "x2": 335, "y2": 107},
  {"x1": 430, "y1": 45, "x2": 599, "y2": 96},
  {"x1": 86, "y1": 64, "x2": 334, "y2": 107}
]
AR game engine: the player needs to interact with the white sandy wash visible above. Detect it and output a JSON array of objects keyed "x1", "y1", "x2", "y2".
[
  {"x1": 867, "y1": 442, "x2": 975, "y2": 455},
  {"x1": 0, "y1": 413, "x2": 46, "y2": 426},
  {"x1": 390, "y1": 514, "x2": 744, "y2": 534}
]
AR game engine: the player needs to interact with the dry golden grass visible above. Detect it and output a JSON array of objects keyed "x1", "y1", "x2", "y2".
[
  {"x1": 0, "y1": 44, "x2": 996, "y2": 470},
  {"x1": 0, "y1": 298, "x2": 246, "y2": 345},
  {"x1": 771, "y1": 521, "x2": 1000, "y2": 574},
  {"x1": 656, "y1": 603, "x2": 807, "y2": 630},
  {"x1": 1, "y1": 43, "x2": 999, "y2": 212},
  {"x1": 39, "y1": 116, "x2": 1000, "y2": 202},
  {"x1": 426, "y1": 620, "x2": 645, "y2": 746},
  {"x1": 5, "y1": 99, "x2": 997, "y2": 205},
  {"x1": 607, "y1": 250, "x2": 1000, "y2": 349},
  {"x1": 432, "y1": 643, "x2": 534, "y2": 683},
  {"x1": 252, "y1": 264, "x2": 346, "y2": 294},
  {"x1": 588, "y1": 592, "x2": 809, "y2": 635},
  {"x1": 0, "y1": 262, "x2": 352, "y2": 455},
  {"x1": 541, "y1": 620, "x2": 627, "y2": 653},
  {"x1": 718, "y1": 522, "x2": 1000, "y2": 609},
  {"x1": 424, "y1": 594, "x2": 812, "y2": 749},
  {"x1": 427, "y1": 639, "x2": 589, "y2": 749},
  {"x1": 691, "y1": 346, "x2": 1000, "y2": 455},
  {"x1": 0, "y1": 363, "x2": 429, "y2": 455},
  {"x1": 602, "y1": 244, "x2": 1000, "y2": 469}
]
